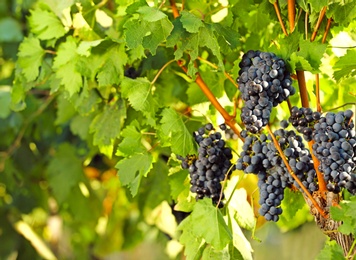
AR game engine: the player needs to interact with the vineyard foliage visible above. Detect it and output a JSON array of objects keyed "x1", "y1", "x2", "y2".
[{"x1": 0, "y1": 0, "x2": 356, "y2": 259}]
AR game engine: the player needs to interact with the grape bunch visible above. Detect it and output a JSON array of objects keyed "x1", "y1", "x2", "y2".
[
  {"x1": 236, "y1": 128, "x2": 318, "y2": 221},
  {"x1": 179, "y1": 123, "x2": 233, "y2": 207},
  {"x1": 237, "y1": 50, "x2": 296, "y2": 133},
  {"x1": 289, "y1": 106, "x2": 321, "y2": 141},
  {"x1": 311, "y1": 110, "x2": 356, "y2": 194}
]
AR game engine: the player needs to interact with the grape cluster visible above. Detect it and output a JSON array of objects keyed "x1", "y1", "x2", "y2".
[
  {"x1": 312, "y1": 110, "x2": 356, "y2": 194},
  {"x1": 179, "y1": 123, "x2": 233, "y2": 207},
  {"x1": 289, "y1": 106, "x2": 321, "y2": 141},
  {"x1": 237, "y1": 50, "x2": 296, "y2": 133},
  {"x1": 236, "y1": 129, "x2": 318, "y2": 221}
]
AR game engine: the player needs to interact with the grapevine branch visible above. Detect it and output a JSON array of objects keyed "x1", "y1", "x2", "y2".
[
  {"x1": 308, "y1": 141, "x2": 327, "y2": 192},
  {"x1": 179, "y1": 64, "x2": 243, "y2": 140},
  {"x1": 311, "y1": 6, "x2": 327, "y2": 42},
  {"x1": 296, "y1": 70, "x2": 309, "y2": 108},
  {"x1": 273, "y1": 1, "x2": 288, "y2": 36},
  {"x1": 288, "y1": 0, "x2": 296, "y2": 33},
  {"x1": 266, "y1": 125, "x2": 327, "y2": 218},
  {"x1": 322, "y1": 18, "x2": 332, "y2": 43}
]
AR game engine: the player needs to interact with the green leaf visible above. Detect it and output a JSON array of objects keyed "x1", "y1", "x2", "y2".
[
  {"x1": 115, "y1": 153, "x2": 153, "y2": 196},
  {"x1": 327, "y1": 1, "x2": 356, "y2": 24},
  {"x1": 278, "y1": 189, "x2": 312, "y2": 231},
  {"x1": 297, "y1": 40, "x2": 327, "y2": 72},
  {"x1": 70, "y1": 114, "x2": 93, "y2": 140},
  {"x1": 289, "y1": 52, "x2": 314, "y2": 72},
  {"x1": 47, "y1": 143, "x2": 83, "y2": 204},
  {"x1": 121, "y1": 77, "x2": 158, "y2": 124},
  {"x1": 53, "y1": 37, "x2": 82, "y2": 96},
  {"x1": 77, "y1": 39, "x2": 105, "y2": 57},
  {"x1": 308, "y1": 0, "x2": 329, "y2": 12},
  {"x1": 315, "y1": 240, "x2": 345, "y2": 260},
  {"x1": 17, "y1": 37, "x2": 45, "y2": 81},
  {"x1": 0, "y1": 17, "x2": 23, "y2": 42},
  {"x1": 96, "y1": 44, "x2": 128, "y2": 87},
  {"x1": 116, "y1": 120, "x2": 146, "y2": 156},
  {"x1": 55, "y1": 94, "x2": 76, "y2": 125},
  {"x1": 0, "y1": 86, "x2": 12, "y2": 119},
  {"x1": 228, "y1": 208, "x2": 253, "y2": 260},
  {"x1": 89, "y1": 100, "x2": 126, "y2": 158},
  {"x1": 124, "y1": 7, "x2": 173, "y2": 55},
  {"x1": 212, "y1": 24, "x2": 239, "y2": 50},
  {"x1": 180, "y1": 10, "x2": 204, "y2": 33},
  {"x1": 160, "y1": 107, "x2": 196, "y2": 156},
  {"x1": 333, "y1": 50, "x2": 356, "y2": 80},
  {"x1": 202, "y1": 244, "x2": 230, "y2": 260},
  {"x1": 330, "y1": 196, "x2": 356, "y2": 235},
  {"x1": 29, "y1": 8, "x2": 66, "y2": 40},
  {"x1": 183, "y1": 199, "x2": 232, "y2": 250},
  {"x1": 179, "y1": 218, "x2": 205, "y2": 260}
]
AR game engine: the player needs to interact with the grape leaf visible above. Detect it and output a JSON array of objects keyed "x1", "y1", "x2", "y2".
[
  {"x1": 330, "y1": 196, "x2": 356, "y2": 235},
  {"x1": 168, "y1": 167, "x2": 189, "y2": 199},
  {"x1": 160, "y1": 107, "x2": 196, "y2": 156},
  {"x1": 327, "y1": 1, "x2": 356, "y2": 24},
  {"x1": 0, "y1": 86, "x2": 11, "y2": 119},
  {"x1": 96, "y1": 44, "x2": 128, "y2": 87},
  {"x1": 121, "y1": 77, "x2": 158, "y2": 125},
  {"x1": 228, "y1": 210, "x2": 253, "y2": 260},
  {"x1": 297, "y1": 40, "x2": 327, "y2": 72},
  {"x1": 124, "y1": 6, "x2": 173, "y2": 55},
  {"x1": 202, "y1": 244, "x2": 230, "y2": 260},
  {"x1": 278, "y1": 189, "x2": 312, "y2": 231},
  {"x1": 179, "y1": 218, "x2": 205, "y2": 260},
  {"x1": 181, "y1": 199, "x2": 232, "y2": 250},
  {"x1": 47, "y1": 143, "x2": 83, "y2": 204},
  {"x1": 0, "y1": 17, "x2": 23, "y2": 42},
  {"x1": 52, "y1": 36, "x2": 83, "y2": 96},
  {"x1": 55, "y1": 94, "x2": 76, "y2": 125},
  {"x1": 29, "y1": 8, "x2": 66, "y2": 40},
  {"x1": 116, "y1": 120, "x2": 146, "y2": 156},
  {"x1": 308, "y1": 0, "x2": 329, "y2": 12},
  {"x1": 143, "y1": 159, "x2": 171, "y2": 210},
  {"x1": 333, "y1": 49, "x2": 356, "y2": 80},
  {"x1": 89, "y1": 100, "x2": 126, "y2": 158},
  {"x1": 288, "y1": 52, "x2": 314, "y2": 72},
  {"x1": 70, "y1": 114, "x2": 93, "y2": 140},
  {"x1": 180, "y1": 10, "x2": 204, "y2": 33},
  {"x1": 115, "y1": 153, "x2": 153, "y2": 196},
  {"x1": 315, "y1": 240, "x2": 345, "y2": 260},
  {"x1": 17, "y1": 37, "x2": 45, "y2": 81}
]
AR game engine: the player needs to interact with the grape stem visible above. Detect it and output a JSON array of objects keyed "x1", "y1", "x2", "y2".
[
  {"x1": 296, "y1": 70, "x2": 310, "y2": 108},
  {"x1": 322, "y1": 18, "x2": 332, "y2": 43},
  {"x1": 273, "y1": 1, "x2": 289, "y2": 36},
  {"x1": 307, "y1": 140, "x2": 327, "y2": 193},
  {"x1": 311, "y1": 6, "x2": 327, "y2": 42},
  {"x1": 288, "y1": 0, "x2": 296, "y2": 33},
  {"x1": 266, "y1": 125, "x2": 327, "y2": 218},
  {"x1": 179, "y1": 64, "x2": 244, "y2": 140}
]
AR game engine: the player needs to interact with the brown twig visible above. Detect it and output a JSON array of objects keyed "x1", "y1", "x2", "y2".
[
  {"x1": 273, "y1": 1, "x2": 288, "y2": 36},
  {"x1": 308, "y1": 141, "x2": 327, "y2": 193},
  {"x1": 169, "y1": 0, "x2": 180, "y2": 18},
  {"x1": 311, "y1": 6, "x2": 327, "y2": 42},
  {"x1": 266, "y1": 125, "x2": 327, "y2": 218},
  {"x1": 288, "y1": 0, "x2": 296, "y2": 33},
  {"x1": 322, "y1": 18, "x2": 332, "y2": 43},
  {"x1": 296, "y1": 70, "x2": 309, "y2": 108}
]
